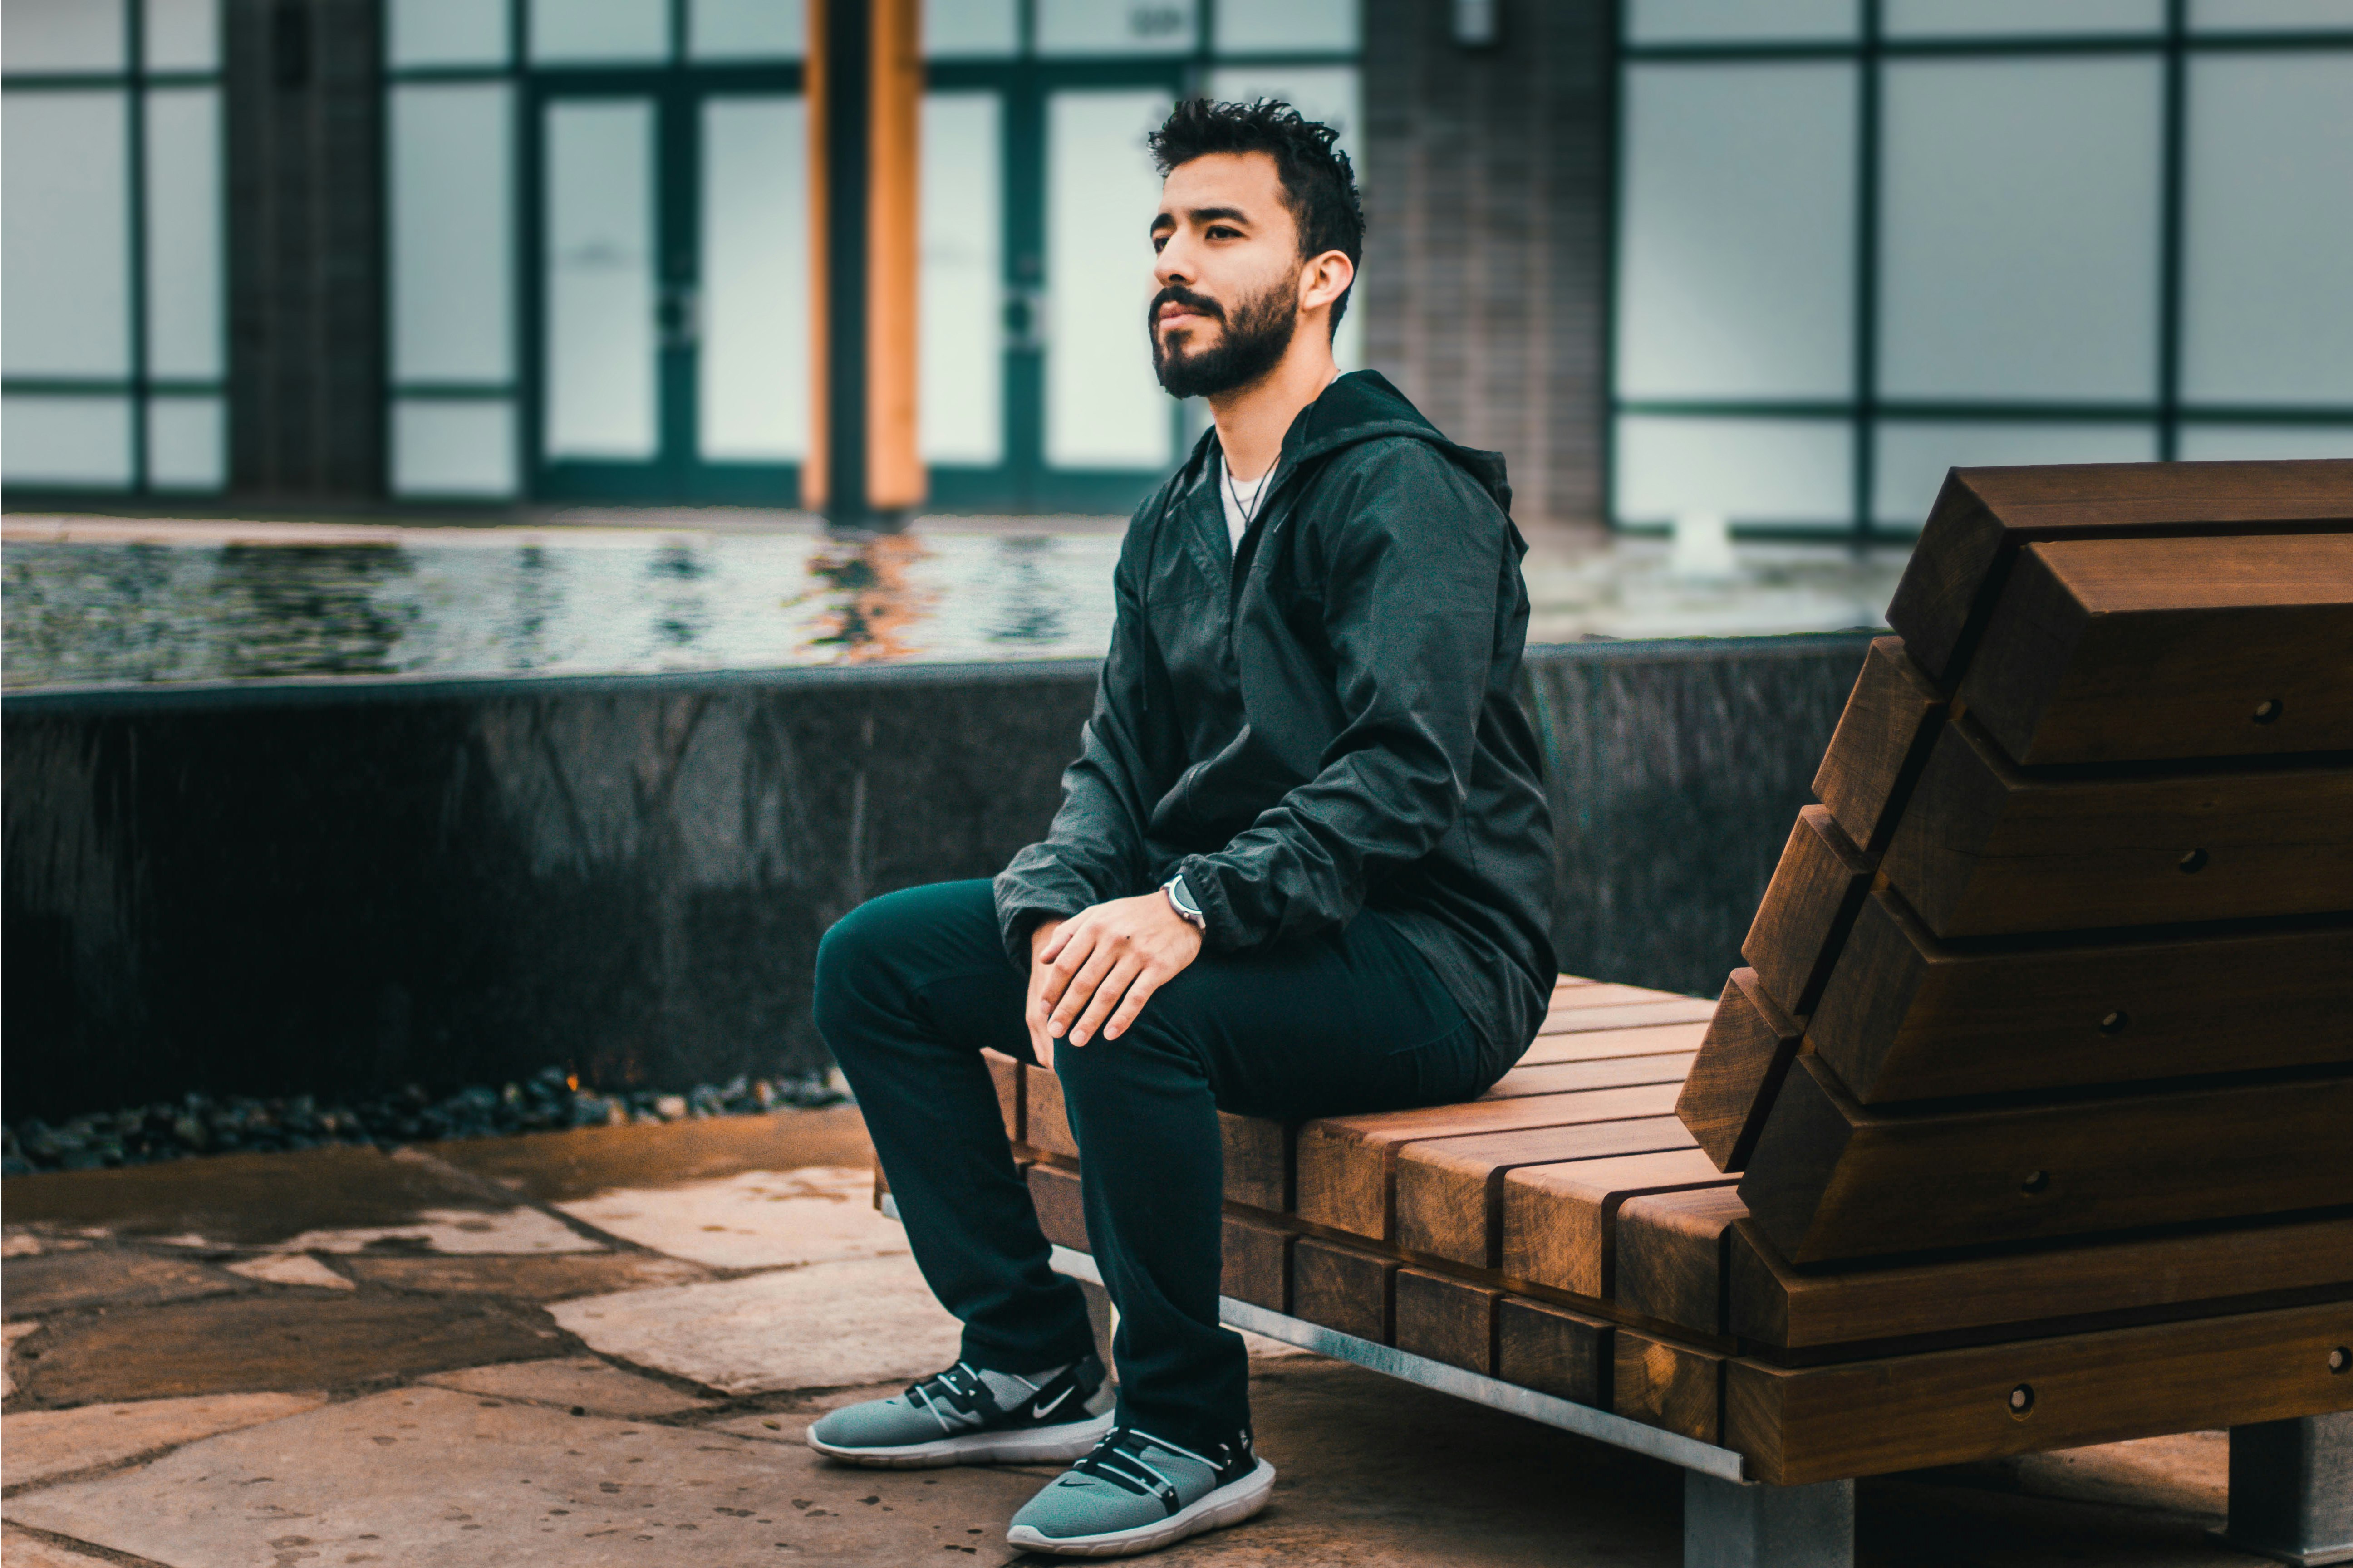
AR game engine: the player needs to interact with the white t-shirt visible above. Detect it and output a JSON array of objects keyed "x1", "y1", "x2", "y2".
[{"x1": 1217, "y1": 447, "x2": 1274, "y2": 557}]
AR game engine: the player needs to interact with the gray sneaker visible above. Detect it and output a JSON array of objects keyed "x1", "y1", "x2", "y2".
[
  {"x1": 1004, "y1": 1425, "x2": 1275, "y2": 1558},
  {"x1": 806, "y1": 1355, "x2": 1110, "y2": 1468}
]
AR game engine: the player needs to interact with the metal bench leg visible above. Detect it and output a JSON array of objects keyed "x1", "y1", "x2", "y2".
[
  {"x1": 2215, "y1": 1412, "x2": 2353, "y2": 1566},
  {"x1": 1684, "y1": 1470, "x2": 1854, "y2": 1568}
]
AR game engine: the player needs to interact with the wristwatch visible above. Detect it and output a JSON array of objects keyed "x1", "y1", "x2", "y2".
[{"x1": 1162, "y1": 873, "x2": 1207, "y2": 932}]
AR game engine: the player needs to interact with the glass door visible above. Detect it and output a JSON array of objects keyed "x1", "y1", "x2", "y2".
[
  {"x1": 921, "y1": 60, "x2": 1184, "y2": 515},
  {"x1": 527, "y1": 77, "x2": 806, "y2": 502}
]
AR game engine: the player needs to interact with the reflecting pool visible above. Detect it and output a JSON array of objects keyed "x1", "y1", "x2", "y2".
[
  {"x1": 2, "y1": 513, "x2": 1908, "y2": 693},
  {"x1": 2, "y1": 518, "x2": 1124, "y2": 691}
]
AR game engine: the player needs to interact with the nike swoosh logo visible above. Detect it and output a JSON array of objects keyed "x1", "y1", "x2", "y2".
[{"x1": 1033, "y1": 1387, "x2": 1073, "y2": 1419}]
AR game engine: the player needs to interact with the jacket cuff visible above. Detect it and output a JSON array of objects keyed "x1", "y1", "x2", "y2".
[
  {"x1": 992, "y1": 866, "x2": 1094, "y2": 973},
  {"x1": 1175, "y1": 854, "x2": 1247, "y2": 951}
]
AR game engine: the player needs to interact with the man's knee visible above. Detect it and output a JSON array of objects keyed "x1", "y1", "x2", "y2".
[
  {"x1": 1052, "y1": 999, "x2": 1202, "y2": 1103},
  {"x1": 812, "y1": 890, "x2": 916, "y2": 1049},
  {"x1": 813, "y1": 881, "x2": 997, "y2": 1053}
]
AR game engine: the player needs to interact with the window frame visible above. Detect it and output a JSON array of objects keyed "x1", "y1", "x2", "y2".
[
  {"x1": 1607, "y1": 0, "x2": 2353, "y2": 540},
  {"x1": 0, "y1": 0, "x2": 226, "y2": 496}
]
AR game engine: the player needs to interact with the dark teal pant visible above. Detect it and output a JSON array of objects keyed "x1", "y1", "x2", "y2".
[{"x1": 812, "y1": 878, "x2": 1497, "y2": 1454}]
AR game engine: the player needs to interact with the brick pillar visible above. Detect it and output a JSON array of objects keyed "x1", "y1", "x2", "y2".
[
  {"x1": 1360, "y1": 0, "x2": 1614, "y2": 534},
  {"x1": 226, "y1": 0, "x2": 384, "y2": 501}
]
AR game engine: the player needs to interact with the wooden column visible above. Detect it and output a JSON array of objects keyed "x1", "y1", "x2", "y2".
[{"x1": 806, "y1": 0, "x2": 923, "y2": 526}]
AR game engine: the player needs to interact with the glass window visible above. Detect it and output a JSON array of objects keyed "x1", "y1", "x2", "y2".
[
  {"x1": 1614, "y1": 416, "x2": 1853, "y2": 529},
  {"x1": 542, "y1": 98, "x2": 658, "y2": 459},
  {"x1": 1206, "y1": 63, "x2": 1358, "y2": 154},
  {"x1": 1045, "y1": 88, "x2": 1174, "y2": 469},
  {"x1": 144, "y1": 0, "x2": 221, "y2": 70},
  {"x1": 393, "y1": 399, "x2": 520, "y2": 496},
  {"x1": 2189, "y1": 0, "x2": 2353, "y2": 29},
  {"x1": 2176, "y1": 423, "x2": 2353, "y2": 460},
  {"x1": 145, "y1": 86, "x2": 223, "y2": 381},
  {"x1": 1872, "y1": 421, "x2": 2155, "y2": 529},
  {"x1": 1036, "y1": 0, "x2": 1198, "y2": 57},
  {"x1": 920, "y1": 91, "x2": 1004, "y2": 465},
  {"x1": 1884, "y1": 0, "x2": 2163, "y2": 35},
  {"x1": 388, "y1": 0, "x2": 512, "y2": 68},
  {"x1": 1616, "y1": 63, "x2": 1856, "y2": 400},
  {"x1": 1626, "y1": 0, "x2": 1858, "y2": 45},
  {"x1": 690, "y1": 0, "x2": 805, "y2": 61},
  {"x1": 2181, "y1": 53, "x2": 2353, "y2": 404},
  {"x1": 1, "y1": 396, "x2": 133, "y2": 488},
  {"x1": 147, "y1": 394, "x2": 225, "y2": 490},
  {"x1": 390, "y1": 83, "x2": 514, "y2": 384},
  {"x1": 699, "y1": 95, "x2": 810, "y2": 460},
  {"x1": 924, "y1": 0, "x2": 1018, "y2": 57},
  {"x1": 1878, "y1": 57, "x2": 2161, "y2": 402},
  {"x1": 1, "y1": 0, "x2": 126, "y2": 72},
  {"x1": 1214, "y1": 0, "x2": 1358, "y2": 54},
  {"x1": 1, "y1": 91, "x2": 131, "y2": 380},
  {"x1": 530, "y1": 0, "x2": 669, "y2": 64}
]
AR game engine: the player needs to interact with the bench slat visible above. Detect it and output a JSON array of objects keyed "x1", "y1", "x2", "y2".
[
  {"x1": 1221, "y1": 1212, "x2": 1292, "y2": 1313},
  {"x1": 1479, "y1": 1051, "x2": 1695, "y2": 1102},
  {"x1": 1297, "y1": 1084, "x2": 1686, "y2": 1240},
  {"x1": 1496, "y1": 1145, "x2": 1732, "y2": 1295},
  {"x1": 1615, "y1": 1186, "x2": 1752, "y2": 1336},
  {"x1": 1675, "y1": 968, "x2": 1803, "y2": 1171},
  {"x1": 1395, "y1": 1268, "x2": 1502, "y2": 1376},
  {"x1": 1291, "y1": 1235, "x2": 1401, "y2": 1345},
  {"x1": 1962, "y1": 533, "x2": 2353, "y2": 765},
  {"x1": 1496, "y1": 1298, "x2": 1615, "y2": 1409},
  {"x1": 1547, "y1": 981, "x2": 1698, "y2": 1012},
  {"x1": 1810, "y1": 891, "x2": 2353, "y2": 1103},
  {"x1": 1729, "y1": 1211, "x2": 2353, "y2": 1352},
  {"x1": 1518, "y1": 1021, "x2": 1709, "y2": 1065},
  {"x1": 1726, "y1": 1297, "x2": 2353, "y2": 1486},
  {"x1": 1881, "y1": 459, "x2": 2353, "y2": 682},
  {"x1": 1883, "y1": 716, "x2": 2353, "y2": 938},
  {"x1": 1741, "y1": 806, "x2": 1873, "y2": 1018},
  {"x1": 1615, "y1": 1330, "x2": 1725, "y2": 1444},
  {"x1": 1399, "y1": 1122, "x2": 1705, "y2": 1269},
  {"x1": 1740, "y1": 1054, "x2": 2353, "y2": 1265},
  {"x1": 1538, "y1": 997, "x2": 1719, "y2": 1034},
  {"x1": 1813, "y1": 636, "x2": 1951, "y2": 856},
  {"x1": 1027, "y1": 1162, "x2": 1088, "y2": 1252}
]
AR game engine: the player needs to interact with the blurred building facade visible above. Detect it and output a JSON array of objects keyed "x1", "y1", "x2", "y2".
[{"x1": 3, "y1": 0, "x2": 2348, "y2": 536}]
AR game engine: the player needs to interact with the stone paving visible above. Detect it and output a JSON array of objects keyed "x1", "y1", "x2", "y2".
[{"x1": 0, "y1": 1106, "x2": 2273, "y2": 1565}]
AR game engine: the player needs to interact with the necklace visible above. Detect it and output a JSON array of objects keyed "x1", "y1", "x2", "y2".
[{"x1": 1224, "y1": 457, "x2": 1271, "y2": 530}]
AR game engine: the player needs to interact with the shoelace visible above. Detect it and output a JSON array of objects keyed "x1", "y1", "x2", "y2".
[
  {"x1": 904, "y1": 1362, "x2": 997, "y2": 1433},
  {"x1": 1069, "y1": 1426, "x2": 1226, "y2": 1511}
]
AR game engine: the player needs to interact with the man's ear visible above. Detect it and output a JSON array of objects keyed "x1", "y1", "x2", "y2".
[{"x1": 1298, "y1": 249, "x2": 1356, "y2": 316}]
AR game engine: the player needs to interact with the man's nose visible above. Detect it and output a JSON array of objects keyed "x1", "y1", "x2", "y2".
[{"x1": 1154, "y1": 235, "x2": 1196, "y2": 289}]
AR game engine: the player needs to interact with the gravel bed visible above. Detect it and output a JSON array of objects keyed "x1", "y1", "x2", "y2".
[{"x1": 0, "y1": 1066, "x2": 850, "y2": 1176}]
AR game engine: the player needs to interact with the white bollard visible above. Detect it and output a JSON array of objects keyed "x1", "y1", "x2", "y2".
[{"x1": 1670, "y1": 510, "x2": 1738, "y2": 582}]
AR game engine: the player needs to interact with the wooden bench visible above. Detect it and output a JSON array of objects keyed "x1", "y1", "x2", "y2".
[{"x1": 886, "y1": 458, "x2": 2353, "y2": 1567}]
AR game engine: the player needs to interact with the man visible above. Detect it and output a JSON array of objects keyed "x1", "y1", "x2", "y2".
[{"x1": 808, "y1": 98, "x2": 1554, "y2": 1558}]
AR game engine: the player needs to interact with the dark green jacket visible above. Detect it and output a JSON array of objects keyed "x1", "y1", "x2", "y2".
[{"x1": 994, "y1": 370, "x2": 1556, "y2": 1068}]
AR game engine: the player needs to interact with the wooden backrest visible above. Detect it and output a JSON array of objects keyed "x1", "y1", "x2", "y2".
[{"x1": 1677, "y1": 459, "x2": 2353, "y2": 1267}]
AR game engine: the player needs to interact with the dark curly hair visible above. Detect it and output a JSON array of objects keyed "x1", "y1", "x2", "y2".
[{"x1": 1148, "y1": 98, "x2": 1365, "y2": 332}]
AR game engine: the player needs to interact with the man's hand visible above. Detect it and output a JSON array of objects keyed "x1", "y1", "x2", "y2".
[{"x1": 1025, "y1": 892, "x2": 1203, "y2": 1068}]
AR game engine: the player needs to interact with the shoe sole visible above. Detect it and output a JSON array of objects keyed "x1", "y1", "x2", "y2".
[
  {"x1": 806, "y1": 1411, "x2": 1115, "y2": 1470},
  {"x1": 1004, "y1": 1458, "x2": 1277, "y2": 1558}
]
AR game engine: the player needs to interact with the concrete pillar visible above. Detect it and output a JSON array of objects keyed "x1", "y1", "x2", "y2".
[
  {"x1": 1684, "y1": 1471, "x2": 1854, "y2": 1568},
  {"x1": 2215, "y1": 1411, "x2": 2353, "y2": 1566},
  {"x1": 225, "y1": 0, "x2": 384, "y2": 501}
]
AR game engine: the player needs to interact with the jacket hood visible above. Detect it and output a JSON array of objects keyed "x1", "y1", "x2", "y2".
[{"x1": 1174, "y1": 369, "x2": 1515, "y2": 518}]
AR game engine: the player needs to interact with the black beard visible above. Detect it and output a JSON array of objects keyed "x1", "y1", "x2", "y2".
[{"x1": 1149, "y1": 279, "x2": 1298, "y2": 400}]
